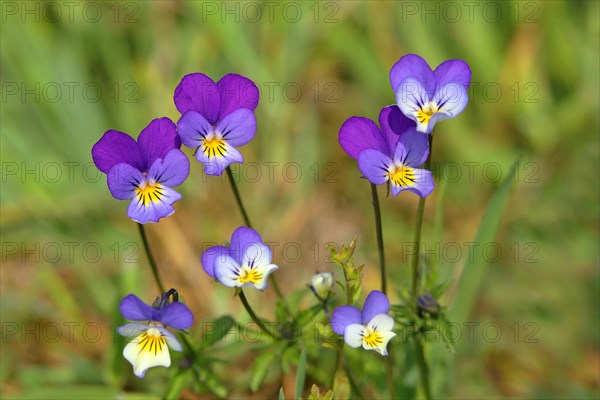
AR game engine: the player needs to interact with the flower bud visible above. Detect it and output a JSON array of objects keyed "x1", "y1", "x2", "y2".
[
  {"x1": 311, "y1": 272, "x2": 334, "y2": 299},
  {"x1": 417, "y1": 293, "x2": 440, "y2": 318}
]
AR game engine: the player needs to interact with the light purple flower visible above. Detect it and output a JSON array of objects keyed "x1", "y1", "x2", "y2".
[
  {"x1": 117, "y1": 291, "x2": 194, "y2": 378},
  {"x1": 92, "y1": 118, "x2": 190, "y2": 224},
  {"x1": 331, "y1": 290, "x2": 396, "y2": 356},
  {"x1": 358, "y1": 126, "x2": 434, "y2": 198},
  {"x1": 174, "y1": 73, "x2": 259, "y2": 176},
  {"x1": 201, "y1": 227, "x2": 278, "y2": 290},
  {"x1": 390, "y1": 54, "x2": 471, "y2": 134}
]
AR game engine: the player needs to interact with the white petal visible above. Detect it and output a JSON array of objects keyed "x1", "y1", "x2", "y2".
[
  {"x1": 363, "y1": 331, "x2": 397, "y2": 356},
  {"x1": 248, "y1": 263, "x2": 278, "y2": 290},
  {"x1": 214, "y1": 255, "x2": 242, "y2": 287},
  {"x1": 156, "y1": 325, "x2": 183, "y2": 352},
  {"x1": 123, "y1": 327, "x2": 171, "y2": 378},
  {"x1": 242, "y1": 243, "x2": 272, "y2": 267},
  {"x1": 395, "y1": 77, "x2": 432, "y2": 132},
  {"x1": 366, "y1": 314, "x2": 395, "y2": 332},
  {"x1": 343, "y1": 324, "x2": 365, "y2": 348},
  {"x1": 432, "y1": 82, "x2": 469, "y2": 119}
]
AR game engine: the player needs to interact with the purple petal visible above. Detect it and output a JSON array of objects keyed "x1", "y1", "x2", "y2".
[
  {"x1": 213, "y1": 254, "x2": 242, "y2": 288},
  {"x1": 230, "y1": 227, "x2": 262, "y2": 265},
  {"x1": 216, "y1": 108, "x2": 256, "y2": 147},
  {"x1": 394, "y1": 128, "x2": 429, "y2": 168},
  {"x1": 361, "y1": 290, "x2": 390, "y2": 324},
  {"x1": 92, "y1": 130, "x2": 144, "y2": 174},
  {"x1": 156, "y1": 302, "x2": 194, "y2": 330},
  {"x1": 120, "y1": 294, "x2": 155, "y2": 321},
  {"x1": 433, "y1": 59, "x2": 472, "y2": 91},
  {"x1": 201, "y1": 245, "x2": 231, "y2": 278},
  {"x1": 174, "y1": 73, "x2": 221, "y2": 125},
  {"x1": 137, "y1": 117, "x2": 181, "y2": 168},
  {"x1": 127, "y1": 185, "x2": 182, "y2": 224},
  {"x1": 147, "y1": 149, "x2": 190, "y2": 187},
  {"x1": 177, "y1": 111, "x2": 214, "y2": 149},
  {"x1": 338, "y1": 117, "x2": 389, "y2": 159},
  {"x1": 378, "y1": 105, "x2": 414, "y2": 154},
  {"x1": 405, "y1": 168, "x2": 434, "y2": 198},
  {"x1": 107, "y1": 163, "x2": 144, "y2": 200},
  {"x1": 358, "y1": 149, "x2": 392, "y2": 185},
  {"x1": 389, "y1": 54, "x2": 436, "y2": 94},
  {"x1": 331, "y1": 305, "x2": 362, "y2": 335},
  {"x1": 195, "y1": 140, "x2": 244, "y2": 176},
  {"x1": 217, "y1": 74, "x2": 259, "y2": 119}
]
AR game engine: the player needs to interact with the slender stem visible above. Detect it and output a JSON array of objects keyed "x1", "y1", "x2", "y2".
[
  {"x1": 226, "y1": 167, "x2": 252, "y2": 228},
  {"x1": 370, "y1": 183, "x2": 387, "y2": 295},
  {"x1": 225, "y1": 166, "x2": 292, "y2": 317},
  {"x1": 137, "y1": 223, "x2": 165, "y2": 293},
  {"x1": 410, "y1": 134, "x2": 434, "y2": 399},
  {"x1": 415, "y1": 340, "x2": 432, "y2": 400},
  {"x1": 343, "y1": 349, "x2": 365, "y2": 399},
  {"x1": 410, "y1": 135, "x2": 434, "y2": 302},
  {"x1": 238, "y1": 289, "x2": 278, "y2": 341}
]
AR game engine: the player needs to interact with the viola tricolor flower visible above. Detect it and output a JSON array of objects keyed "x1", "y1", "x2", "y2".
[
  {"x1": 175, "y1": 73, "x2": 259, "y2": 176},
  {"x1": 331, "y1": 290, "x2": 396, "y2": 356},
  {"x1": 92, "y1": 118, "x2": 190, "y2": 224},
  {"x1": 390, "y1": 54, "x2": 471, "y2": 134},
  {"x1": 339, "y1": 106, "x2": 434, "y2": 198},
  {"x1": 117, "y1": 290, "x2": 194, "y2": 378},
  {"x1": 201, "y1": 227, "x2": 278, "y2": 290}
]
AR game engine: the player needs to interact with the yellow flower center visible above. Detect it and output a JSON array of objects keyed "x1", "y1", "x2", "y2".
[
  {"x1": 137, "y1": 327, "x2": 166, "y2": 355},
  {"x1": 388, "y1": 165, "x2": 416, "y2": 188},
  {"x1": 416, "y1": 103, "x2": 439, "y2": 125},
  {"x1": 135, "y1": 182, "x2": 163, "y2": 206},
  {"x1": 202, "y1": 136, "x2": 227, "y2": 158},
  {"x1": 363, "y1": 329, "x2": 384, "y2": 348},
  {"x1": 238, "y1": 266, "x2": 263, "y2": 284}
]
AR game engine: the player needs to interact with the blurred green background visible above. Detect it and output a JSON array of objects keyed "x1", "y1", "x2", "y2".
[{"x1": 1, "y1": 1, "x2": 598, "y2": 398}]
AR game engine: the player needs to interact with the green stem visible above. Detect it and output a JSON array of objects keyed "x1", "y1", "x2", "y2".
[
  {"x1": 226, "y1": 167, "x2": 252, "y2": 228},
  {"x1": 238, "y1": 289, "x2": 278, "y2": 341},
  {"x1": 137, "y1": 223, "x2": 165, "y2": 293},
  {"x1": 410, "y1": 134, "x2": 434, "y2": 302},
  {"x1": 409, "y1": 134, "x2": 434, "y2": 400},
  {"x1": 225, "y1": 166, "x2": 291, "y2": 315},
  {"x1": 415, "y1": 340, "x2": 432, "y2": 400},
  {"x1": 370, "y1": 183, "x2": 387, "y2": 295}
]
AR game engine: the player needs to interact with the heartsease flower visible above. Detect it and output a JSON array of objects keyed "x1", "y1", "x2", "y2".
[
  {"x1": 117, "y1": 290, "x2": 194, "y2": 378},
  {"x1": 339, "y1": 105, "x2": 434, "y2": 198},
  {"x1": 201, "y1": 227, "x2": 278, "y2": 290},
  {"x1": 175, "y1": 73, "x2": 259, "y2": 176},
  {"x1": 92, "y1": 118, "x2": 190, "y2": 224},
  {"x1": 331, "y1": 290, "x2": 396, "y2": 356},
  {"x1": 390, "y1": 54, "x2": 471, "y2": 134}
]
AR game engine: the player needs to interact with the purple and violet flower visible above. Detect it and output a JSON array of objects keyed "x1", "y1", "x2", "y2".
[
  {"x1": 92, "y1": 118, "x2": 190, "y2": 224},
  {"x1": 175, "y1": 73, "x2": 259, "y2": 176}
]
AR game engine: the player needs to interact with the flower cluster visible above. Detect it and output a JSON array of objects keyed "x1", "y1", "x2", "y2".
[{"x1": 339, "y1": 54, "x2": 471, "y2": 198}]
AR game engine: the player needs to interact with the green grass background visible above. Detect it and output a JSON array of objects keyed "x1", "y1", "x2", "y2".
[{"x1": 1, "y1": 1, "x2": 598, "y2": 398}]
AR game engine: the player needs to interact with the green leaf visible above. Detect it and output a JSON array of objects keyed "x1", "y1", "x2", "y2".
[
  {"x1": 295, "y1": 348, "x2": 308, "y2": 399},
  {"x1": 279, "y1": 386, "x2": 286, "y2": 400},
  {"x1": 250, "y1": 352, "x2": 278, "y2": 392},
  {"x1": 199, "y1": 315, "x2": 235, "y2": 349},
  {"x1": 449, "y1": 160, "x2": 518, "y2": 325}
]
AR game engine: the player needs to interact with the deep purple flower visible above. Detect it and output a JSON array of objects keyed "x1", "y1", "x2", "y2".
[
  {"x1": 339, "y1": 106, "x2": 434, "y2": 198},
  {"x1": 92, "y1": 118, "x2": 190, "y2": 224},
  {"x1": 331, "y1": 290, "x2": 396, "y2": 356},
  {"x1": 174, "y1": 73, "x2": 259, "y2": 176},
  {"x1": 201, "y1": 227, "x2": 278, "y2": 290},
  {"x1": 390, "y1": 54, "x2": 471, "y2": 134},
  {"x1": 117, "y1": 291, "x2": 194, "y2": 378}
]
